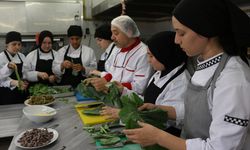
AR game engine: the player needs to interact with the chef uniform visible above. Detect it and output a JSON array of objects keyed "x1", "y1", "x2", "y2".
[
  {"x1": 173, "y1": 0, "x2": 250, "y2": 149},
  {"x1": 0, "y1": 31, "x2": 28, "y2": 104},
  {"x1": 52, "y1": 25, "x2": 97, "y2": 88},
  {"x1": 104, "y1": 39, "x2": 153, "y2": 95},
  {"x1": 94, "y1": 24, "x2": 116, "y2": 72},
  {"x1": 23, "y1": 30, "x2": 57, "y2": 85},
  {"x1": 142, "y1": 31, "x2": 189, "y2": 136},
  {"x1": 101, "y1": 16, "x2": 153, "y2": 95}
]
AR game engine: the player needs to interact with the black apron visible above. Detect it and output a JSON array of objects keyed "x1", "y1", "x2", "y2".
[
  {"x1": 144, "y1": 64, "x2": 186, "y2": 104},
  {"x1": 32, "y1": 49, "x2": 55, "y2": 85},
  {"x1": 0, "y1": 51, "x2": 29, "y2": 105},
  {"x1": 97, "y1": 44, "x2": 115, "y2": 71},
  {"x1": 144, "y1": 65, "x2": 186, "y2": 136},
  {"x1": 60, "y1": 46, "x2": 86, "y2": 88}
]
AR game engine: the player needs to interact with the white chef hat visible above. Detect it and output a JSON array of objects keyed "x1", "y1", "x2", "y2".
[{"x1": 111, "y1": 15, "x2": 140, "y2": 38}]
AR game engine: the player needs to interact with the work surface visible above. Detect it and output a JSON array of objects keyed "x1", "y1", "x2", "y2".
[{"x1": 6, "y1": 97, "x2": 96, "y2": 150}]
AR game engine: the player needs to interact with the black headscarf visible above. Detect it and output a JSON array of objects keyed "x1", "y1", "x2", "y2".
[
  {"x1": 6, "y1": 31, "x2": 22, "y2": 44},
  {"x1": 37, "y1": 30, "x2": 53, "y2": 52},
  {"x1": 173, "y1": 0, "x2": 250, "y2": 62},
  {"x1": 38, "y1": 30, "x2": 53, "y2": 46},
  {"x1": 67, "y1": 25, "x2": 83, "y2": 37},
  {"x1": 146, "y1": 31, "x2": 187, "y2": 75},
  {"x1": 94, "y1": 24, "x2": 112, "y2": 41}
]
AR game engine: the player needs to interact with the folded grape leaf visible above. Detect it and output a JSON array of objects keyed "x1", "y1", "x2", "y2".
[{"x1": 119, "y1": 93, "x2": 168, "y2": 150}]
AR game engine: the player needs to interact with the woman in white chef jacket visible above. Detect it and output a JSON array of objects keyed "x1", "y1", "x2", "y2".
[
  {"x1": 89, "y1": 15, "x2": 153, "y2": 95},
  {"x1": 123, "y1": 0, "x2": 250, "y2": 149},
  {"x1": 23, "y1": 30, "x2": 57, "y2": 85},
  {"x1": 101, "y1": 31, "x2": 189, "y2": 136},
  {"x1": 52, "y1": 25, "x2": 97, "y2": 88},
  {"x1": 0, "y1": 31, "x2": 29, "y2": 104}
]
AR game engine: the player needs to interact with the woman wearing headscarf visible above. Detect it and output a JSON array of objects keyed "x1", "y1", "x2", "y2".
[
  {"x1": 23, "y1": 30, "x2": 57, "y2": 85},
  {"x1": 52, "y1": 25, "x2": 97, "y2": 88},
  {"x1": 0, "y1": 31, "x2": 29, "y2": 104},
  {"x1": 101, "y1": 31, "x2": 189, "y2": 136},
  {"x1": 123, "y1": 0, "x2": 250, "y2": 149},
  {"x1": 94, "y1": 23, "x2": 116, "y2": 72}
]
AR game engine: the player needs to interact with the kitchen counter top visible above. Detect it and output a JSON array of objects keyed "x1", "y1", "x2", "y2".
[
  {"x1": 0, "y1": 104, "x2": 24, "y2": 138},
  {"x1": 8, "y1": 97, "x2": 96, "y2": 150}
]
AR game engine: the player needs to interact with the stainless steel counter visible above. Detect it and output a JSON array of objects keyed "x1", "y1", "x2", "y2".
[
  {"x1": 0, "y1": 104, "x2": 24, "y2": 138},
  {"x1": 8, "y1": 97, "x2": 96, "y2": 150}
]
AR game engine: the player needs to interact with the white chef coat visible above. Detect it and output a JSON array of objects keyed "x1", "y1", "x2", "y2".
[
  {"x1": 153, "y1": 65, "x2": 189, "y2": 127},
  {"x1": 185, "y1": 53, "x2": 250, "y2": 150},
  {"x1": 0, "y1": 51, "x2": 25, "y2": 88},
  {"x1": 0, "y1": 63, "x2": 12, "y2": 82},
  {"x1": 52, "y1": 44, "x2": 97, "y2": 79},
  {"x1": 22, "y1": 49, "x2": 57, "y2": 82},
  {"x1": 123, "y1": 64, "x2": 189, "y2": 127},
  {"x1": 103, "y1": 42, "x2": 153, "y2": 95}
]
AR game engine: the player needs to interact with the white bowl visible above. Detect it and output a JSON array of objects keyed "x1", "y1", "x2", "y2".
[{"x1": 23, "y1": 105, "x2": 57, "y2": 123}]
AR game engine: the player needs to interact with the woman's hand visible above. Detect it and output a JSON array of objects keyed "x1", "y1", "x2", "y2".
[
  {"x1": 72, "y1": 63, "x2": 84, "y2": 72},
  {"x1": 10, "y1": 80, "x2": 29, "y2": 90},
  {"x1": 38, "y1": 72, "x2": 49, "y2": 80},
  {"x1": 90, "y1": 70, "x2": 101, "y2": 76},
  {"x1": 90, "y1": 77, "x2": 108, "y2": 92},
  {"x1": 61, "y1": 60, "x2": 72, "y2": 70},
  {"x1": 100, "y1": 106, "x2": 120, "y2": 120},
  {"x1": 21, "y1": 80, "x2": 29, "y2": 90},
  {"x1": 7, "y1": 62, "x2": 17, "y2": 70},
  {"x1": 123, "y1": 121, "x2": 161, "y2": 147},
  {"x1": 48, "y1": 75, "x2": 57, "y2": 83},
  {"x1": 138, "y1": 103, "x2": 157, "y2": 111},
  {"x1": 113, "y1": 81, "x2": 124, "y2": 93}
]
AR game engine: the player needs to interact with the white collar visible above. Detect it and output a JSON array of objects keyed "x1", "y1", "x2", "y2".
[{"x1": 69, "y1": 44, "x2": 82, "y2": 51}]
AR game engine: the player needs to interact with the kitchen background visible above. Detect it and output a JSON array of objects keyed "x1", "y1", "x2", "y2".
[{"x1": 0, "y1": 0, "x2": 249, "y2": 60}]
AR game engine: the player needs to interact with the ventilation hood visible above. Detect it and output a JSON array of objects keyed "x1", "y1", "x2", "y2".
[
  {"x1": 92, "y1": 0, "x2": 180, "y2": 21},
  {"x1": 92, "y1": 0, "x2": 250, "y2": 21}
]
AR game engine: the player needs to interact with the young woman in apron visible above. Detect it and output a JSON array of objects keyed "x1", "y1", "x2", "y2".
[
  {"x1": 123, "y1": 0, "x2": 250, "y2": 149},
  {"x1": 0, "y1": 31, "x2": 29, "y2": 104},
  {"x1": 94, "y1": 24, "x2": 116, "y2": 72},
  {"x1": 23, "y1": 30, "x2": 57, "y2": 86},
  {"x1": 101, "y1": 31, "x2": 189, "y2": 137},
  {"x1": 52, "y1": 25, "x2": 97, "y2": 88}
]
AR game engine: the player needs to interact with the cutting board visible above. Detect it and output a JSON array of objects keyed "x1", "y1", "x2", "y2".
[
  {"x1": 75, "y1": 103, "x2": 114, "y2": 125},
  {"x1": 75, "y1": 91, "x2": 95, "y2": 102}
]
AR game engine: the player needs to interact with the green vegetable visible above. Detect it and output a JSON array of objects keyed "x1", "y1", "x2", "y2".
[
  {"x1": 14, "y1": 67, "x2": 23, "y2": 91},
  {"x1": 119, "y1": 93, "x2": 168, "y2": 150},
  {"x1": 77, "y1": 81, "x2": 122, "y2": 108},
  {"x1": 83, "y1": 124, "x2": 125, "y2": 146},
  {"x1": 99, "y1": 137, "x2": 121, "y2": 145},
  {"x1": 82, "y1": 106, "x2": 102, "y2": 116},
  {"x1": 29, "y1": 84, "x2": 72, "y2": 96}
]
